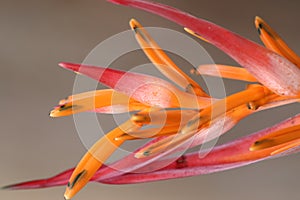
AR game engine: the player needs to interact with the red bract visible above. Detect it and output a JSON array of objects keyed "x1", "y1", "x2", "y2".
[{"x1": 59, "y1": 62, "x2": 211, "y2": 109}]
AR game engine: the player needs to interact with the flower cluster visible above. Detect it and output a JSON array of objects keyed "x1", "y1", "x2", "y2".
[{"x1": 4, "y1": 0, "x2": 300, "y2": 199}]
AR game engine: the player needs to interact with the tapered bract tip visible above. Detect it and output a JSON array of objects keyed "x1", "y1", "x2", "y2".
[
  {"x1": 59, "y1": 62, "x2": 81, "y2": 72},
  {"x1": 58, "y1": 62, "x2": 68, "y2": 68},
  {"x1": 0, "y1": 183, "x2": 28, "y2": 190},
  {"x1": 1, "y1": 184, "x2": 13, "y2": 190},
  {"x1": 107, "y1": 0, "x2": 129, "y2": 5}
]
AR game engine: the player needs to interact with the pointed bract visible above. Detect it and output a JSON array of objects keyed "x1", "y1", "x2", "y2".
[{"x1": 59, "y1": 62, "x2": 211, "y2": 109}]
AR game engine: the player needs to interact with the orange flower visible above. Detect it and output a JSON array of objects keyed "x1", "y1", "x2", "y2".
[{"x1": 3, "y1": 1, "x2": 300, "y2": 199}]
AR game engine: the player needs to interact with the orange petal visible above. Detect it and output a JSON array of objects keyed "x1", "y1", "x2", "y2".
[
  {"x1": 50, "y1": 89, "x2": 149, "y2": 117},
  {"x1": 250, "y1": 124, "x2": 300, "y2": 153},
  {"x1": 194, "y1": 64, "x2": 257, "y2": 82},
  {"x1": 255, "y1": 16, "x2": 300, "y2": 68},
  {"x1": 64, "y1": 119, "x2": 141, "y2": 199},
  {"x1": 130, "y1": 19, "x2": 209, "y2": 97}
]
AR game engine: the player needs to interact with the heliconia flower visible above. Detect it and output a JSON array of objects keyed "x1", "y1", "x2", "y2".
[{"x1": 3, "y1": 1, "x2": 300, "y2": 200}]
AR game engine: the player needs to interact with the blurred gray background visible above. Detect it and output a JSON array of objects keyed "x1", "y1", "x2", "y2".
[{"x1": 1, "y1": 0, "x2": 300, "y2": 200}]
